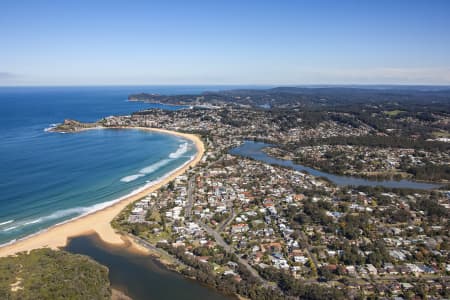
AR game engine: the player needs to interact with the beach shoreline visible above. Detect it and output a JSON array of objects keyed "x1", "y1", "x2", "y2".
[{"x1": 0, "y1": 127, "x2": 205, "y2": 257}]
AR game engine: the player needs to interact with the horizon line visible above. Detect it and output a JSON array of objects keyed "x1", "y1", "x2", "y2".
[{"x1": 1, "y1": 83, "x2": 450, "y2": 88}]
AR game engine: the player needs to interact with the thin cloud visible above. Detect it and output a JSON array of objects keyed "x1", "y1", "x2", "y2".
[
  {"x1": 0, "y1": 72, "x2": 16, "y2": 80},
  {"x1": 296, "y1": 68, "x2": 450, "y2": 85}
]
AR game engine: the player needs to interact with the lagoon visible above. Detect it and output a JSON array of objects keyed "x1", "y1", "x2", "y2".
[
  {"x1": 65, "y1": 234, "x2": 233, "y2": 300},
  {"x1": 230, "y1": 141, "x2": 441, "y2": 190}
]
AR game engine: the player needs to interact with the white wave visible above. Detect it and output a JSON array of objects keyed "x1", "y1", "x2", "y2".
[
  {"x1": 10, "y1": 202, "x2": 123, "y2": 231},
  {"x1": 139, "y1": 159, "x2": 171, "y2": 174},
  {"x1": 3, "y1": 226, "x2": 18, "y2": 232},
  {"x1": 0, "y1": 147, "x2": 198, "y2": 248},
  {"x1": 44, "y1": 123, "x2": 59, "y2": 132},
  {"x1": 120, "y1": 174, "x2": 145, "y2": 182},
  {"x1": 39, "y1": 207, "x2": 87, "y2": 222},
  {"x1": 120, "y1": 142, "x2": 190, "y2": 184},
  {"x1": 43, "y1": 202, "x2": 120, "y2": 221},
  {"x1": 121, "y1": 158, "x2": 171, "y2": 183},
  {"x1": 2, "y1": 208, "x2": 85, "y2": 231},
  {"x1": 23, "y1": 219, "x2": 41, "y2": 225},
  {"x1": 169, "y1": 142, "x2": 189, "y2": 159},
  {"x1": 0, "y1": 220, "x2": 14, "y2": 226},
  {"x1": 0, "y1": 239, "x2": 17, "y2": 248}
]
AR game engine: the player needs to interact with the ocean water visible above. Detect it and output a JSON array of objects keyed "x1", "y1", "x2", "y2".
[{"x1": 0, "y1": 86, "x2": 221, "y2": 246}]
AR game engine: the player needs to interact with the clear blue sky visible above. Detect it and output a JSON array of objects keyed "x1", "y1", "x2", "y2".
[{"x1": 1, "y1": 0, "x2": 450, "y2": 86}]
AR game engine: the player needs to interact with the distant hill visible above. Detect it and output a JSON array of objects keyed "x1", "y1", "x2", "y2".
[{"x1": 129, "y1": 86, "x2": 450, "y2": 109}]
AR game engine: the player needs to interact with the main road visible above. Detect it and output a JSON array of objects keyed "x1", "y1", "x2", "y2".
[{"x1": 199, "y1": 222, "x2": 275, "y2": 288}]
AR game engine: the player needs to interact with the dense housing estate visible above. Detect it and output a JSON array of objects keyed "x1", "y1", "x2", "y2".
[{"x1": 97, "y1": 89, "x2": 450, "y2": 300}]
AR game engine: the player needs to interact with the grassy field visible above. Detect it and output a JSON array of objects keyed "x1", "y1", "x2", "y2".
[
  {"x1": 432, "y1": 130, "x2": 450, "y2": 138},
  {"x1": 383, "y1": 110, "x2": 405, "y2": 117}
]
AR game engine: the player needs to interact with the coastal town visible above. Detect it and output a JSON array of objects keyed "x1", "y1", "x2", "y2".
[
  {"x1": 264, "y1": 145, "x2": 450, "y2": 181},
  {"x1": 87, "y1": 99, "x2": 450, "y2": 300},
  {"x1": 119, "y1": 154, "x2": 449, "y2": 298},
  {"x1": 1, "y1": 91, "x2": 449, "y2": 299},
  {"x1": 2, "y1": 1, "x2": 450, "y2": 299}
]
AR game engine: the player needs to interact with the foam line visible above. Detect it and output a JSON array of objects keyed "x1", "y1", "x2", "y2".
[
  {"x1": 169, "y1": 142, "x2": 189, "y2": 159},
  {"x1": 3, "y1": 226, "x2": 17, "y2": 232},
  {"x1": 120, "y1": 174, "x2": 145, "y2": 182},
  {"x1": 121, "y1": 142, "x2": 190, "y2": 182},
  {"x1": 0, "y1": 220, "x2": 14, "y2": 226},
  {"x1": 0, "y1": 139, "x2": 197, "y2": 246},
  {"x1": 139, "y1": 159, "x2": 171, "y2": 174}
]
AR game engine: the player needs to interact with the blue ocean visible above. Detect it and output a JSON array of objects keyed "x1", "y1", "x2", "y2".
[{"x1": 0, "y1": 86, "x2": 224, "y2": 246}]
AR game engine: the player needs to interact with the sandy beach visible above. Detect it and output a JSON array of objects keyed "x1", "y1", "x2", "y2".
[{"x1": 0, "y1": 127, "x2": 204, "y2": 257}]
